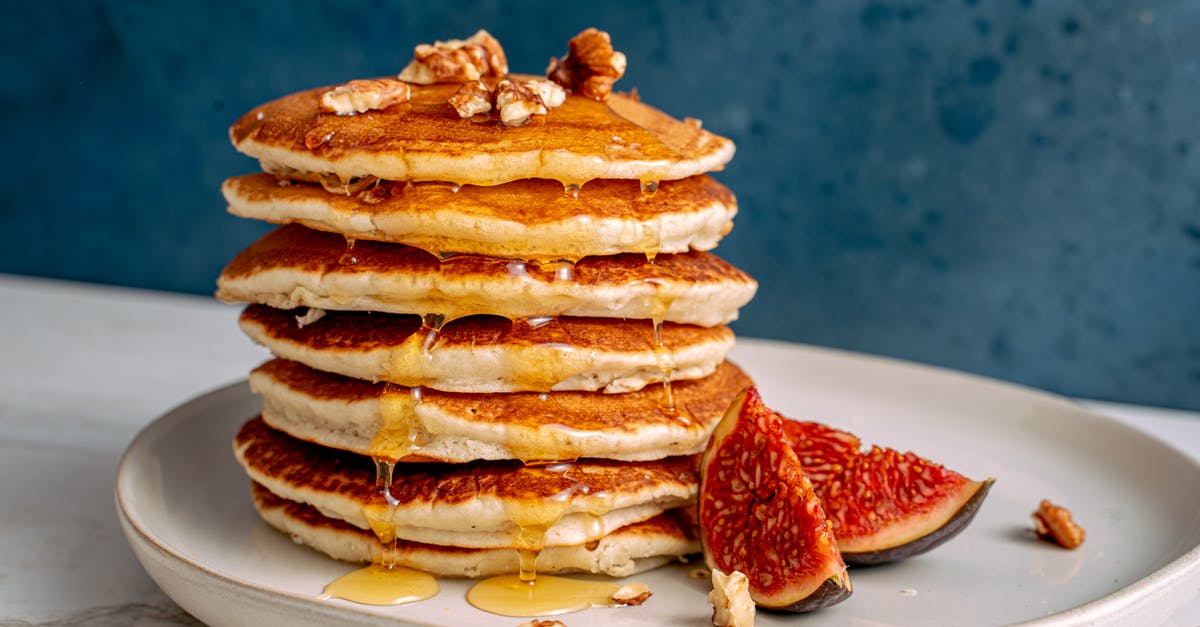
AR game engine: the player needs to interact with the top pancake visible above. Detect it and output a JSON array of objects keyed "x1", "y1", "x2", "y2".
[{"x1": 230, "y1": 76, "x2": 735, "y2": 186}]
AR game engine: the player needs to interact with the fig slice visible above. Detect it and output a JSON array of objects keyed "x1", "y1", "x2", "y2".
[
  {"x1": 699, "y1": 388, "x2": 851, "y2": 612},
  {"x1": 783, "y1": 419, "x2": 994, "y2": 565}
]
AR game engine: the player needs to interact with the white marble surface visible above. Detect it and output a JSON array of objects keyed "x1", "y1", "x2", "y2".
[{"x1": 1, "y1": 273, "x2": 1197, "y2": 626}]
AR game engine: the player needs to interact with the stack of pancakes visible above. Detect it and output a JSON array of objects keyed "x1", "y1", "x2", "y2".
[{"x1": 217, "y1": 32, "x2": 757, "y2": 581}]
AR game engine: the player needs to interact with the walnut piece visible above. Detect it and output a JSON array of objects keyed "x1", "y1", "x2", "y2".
[
  {"x1": 547, "y1": 28, "x2": 627, "y2": 101},
  {"x1": 495, "y1": 80, "x2": 544, "y2": 126},
  {"x1": 318, "y1": 78, "x2": 411, "y2": 116},
  {"x1": 448, "y1": 80, "x2": 493, "y2": 118},
  {"x1": 708, "y1": 569, "x2": 755, "y2": 627},
  {"x1": 1032, "y1": 499, "x2": 1086, "y2": 549},
  {"x1": 398, "y1": 29, "x2": 508, "y2": 85},
  {"x1": 526, "y1": 78, "x2": 567, "y2": 108},
  {"x1": 450, "y1": 78, "x2": 565, "y2": 125},
  {"x1": 610, "y1": 582, "x2": 652, "y2": 606}
]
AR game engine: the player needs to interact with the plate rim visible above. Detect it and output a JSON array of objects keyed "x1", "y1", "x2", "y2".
[{"x1": 115, "y1": 379, "x2": 446, "y2": 627}]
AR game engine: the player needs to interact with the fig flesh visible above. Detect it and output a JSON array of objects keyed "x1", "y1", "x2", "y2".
[
  {"x1": 699, "y1": 388, "x2": 851, "y2": 612},
  {"x1": 783, "y1": 419, "x2": 994, "y2": 565}
]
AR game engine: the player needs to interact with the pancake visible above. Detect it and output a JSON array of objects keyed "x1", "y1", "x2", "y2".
[
  {"x1": 238, "y1": 305, "x2": 734, "y2": 393},
  {"x1": 234, "y1": 417, "x2": 698, "y2": 549},
  {"x1": 216, "y1": 224, "x2": 757, "y2": 327},
  {"x1": 250, "y1": 358, "x2": 753, "y2": 462},
  {"x1": 250, "y1": 483, "x2": 698, "y2": 577},
  {"x1": 230, "y1": 76, "x2": 735, "y2": 186},
  {"x1": 224, "y1": 173, "x2": 737, "y2": 260}
]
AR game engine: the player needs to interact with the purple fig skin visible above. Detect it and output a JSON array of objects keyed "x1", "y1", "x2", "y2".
[
  {"x1": 842, "y1": 478, "x2": 995, "y2": 566},
  {"x1": 759, "y1": 575, "x2": 853, "y2": 613}
]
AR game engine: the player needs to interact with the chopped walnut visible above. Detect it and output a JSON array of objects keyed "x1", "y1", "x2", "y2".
[
  {"x1": 398, "y1": 29, "x2": 508, "y2": 84},
  {"x1": 547, "y1": 28, "x2": 627, "y2": 101},
  {"x1": 610, "y1": 582, "x2": 652, "y2": 606},
  {"x1": 447, "y1": 78, "x2": 564, "y2": 125},
  {"x1": 516, "y1": 621, "x2": 566, "y2": 627},
  {"x1": 448, "y1": 80, "x2": 494, "y2": 118},
  {"x1": 1033, "y1": 499, "x2": 1086, "y2": 549},
  {"x1": 319, "y1": 78, "x2": 411, "y2": 115},
  {"x1": 708, "y1": 569, "x2": 755, "y2": 627},
  {"x1": 495, "y1": 80, "x2": 547, "y2": 126},
  {"x1": 526, "y1": 78, "x2": 567, "y2": 108}
]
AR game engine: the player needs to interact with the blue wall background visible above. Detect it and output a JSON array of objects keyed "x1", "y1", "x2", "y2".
[{"x1": 3, "y1": 1, "x2": 1198, "y2": 410}]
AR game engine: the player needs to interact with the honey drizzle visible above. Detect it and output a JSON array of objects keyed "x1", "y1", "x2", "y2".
[
  {"x1": 338, "y1": 237, "x2": 359, "y2": 266},
  {"x1": 507, "y1": 260, "x2": 530, "y2": 279},
  {"x1": 381, "y1": 313, "x2": 445, "y2": 387},
  {"x1": 644, "y1": 281, "x2": 689, "y2": 424},
  {"x1": 468, "y1": 464, "x2": 630, "y2": 617},
  {"x1": 511, "y1": 342, "x2": 575, "y2": 393},
  {"x1": 466, "y1": 574, "x2": 628, "y2": 617},
  {"x1": 546, "y1": 259, "x2": 575, "y2": 282},
  {"x1": 502, "y1": 462, "x2": 579, "y2": 582},
  {"x1": 321, "y1": 563, "x2": 438, "y2": 606},
  {"x1": 371, "y1": 458, "x2": 402, "y2": 567},
  {"x1": 318, "y1": 313, "x2": 450, "y2": 607},
  {"x1": 652, "y1": 319, "x2": 677, "y2": 415},
  {"x1": 320, "y1": 458, "x2": 438, "y2": 605},
  {"x1": 370, "y1": 384, "x2": 424, "y2": 460},
  {"x1": 420, "y1": 313, "x2": 445, "y2": 355}
]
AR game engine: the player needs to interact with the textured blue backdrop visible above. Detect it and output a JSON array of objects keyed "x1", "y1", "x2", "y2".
[{"x1": 3, "y1": 1, "x2": 1198, "y2": 409}]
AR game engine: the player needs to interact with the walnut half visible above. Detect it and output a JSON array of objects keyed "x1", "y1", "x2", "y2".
[
  {"x1": 398, "y1": 29, "x2": 508, "y2": 85},
  {"x1": 318, "y1": 78, "x2": 411, "y2": 116},
  {"x1": 1032, "y1": 499, "x2": 1086, "y2": 549},
  {"x1": 708, "y1": 569, "x2": 755, "y2": 627},
  {"x1": 448, "y1": 80, "x2": 493, "y2": 119},
  {"x1": 495, "y1": 80, "x2": 544, "y2": 126},
  {"x1": 547, "y1": 28, "x2": 627, "y2": 101}
]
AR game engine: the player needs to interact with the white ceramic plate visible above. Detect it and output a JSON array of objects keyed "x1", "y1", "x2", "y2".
[{"x1": 116, "y1": 339, "x2": 1200, "y2": 626}]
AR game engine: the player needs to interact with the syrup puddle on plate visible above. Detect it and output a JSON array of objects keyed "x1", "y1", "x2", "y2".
[
  {"x1": 466, "y1": 573, "x2": 630, "y2": 617},
  {"x1": 320, "y1": 563, "x2": 439, "y2": 606}
]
